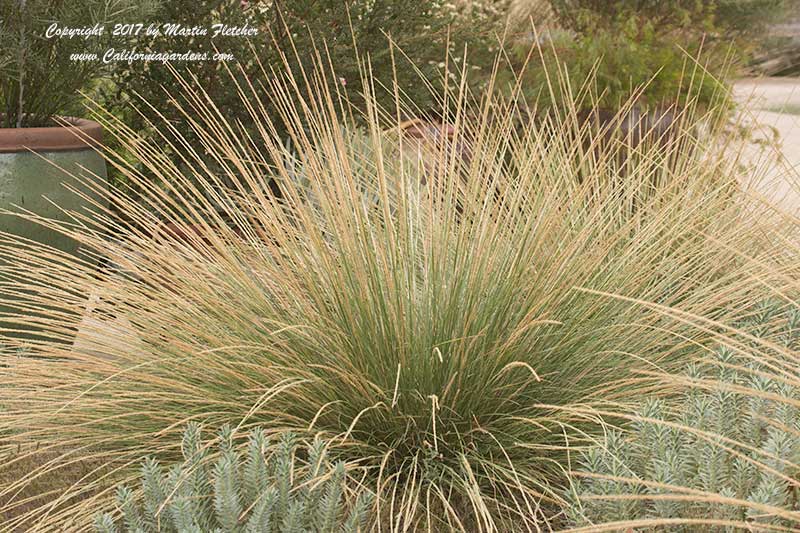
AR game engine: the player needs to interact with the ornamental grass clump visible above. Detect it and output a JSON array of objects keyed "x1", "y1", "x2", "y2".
[
  {"x1": 94, "y1": 423, "x2": 372, "y2": 533},
  {"x1": 0, "y1": 48, "x2": 798, "y2": 531}
]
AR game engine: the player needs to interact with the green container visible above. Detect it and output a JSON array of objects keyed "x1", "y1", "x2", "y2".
[{"x1": 0, "y1": 118, "x2": 108, "y2": 345}]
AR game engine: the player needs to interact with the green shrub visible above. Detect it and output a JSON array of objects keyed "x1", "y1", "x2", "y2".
[
  {"x1": 705, "y1": 0, "x2": 788, "y2": 39},
  {"x1": 503, "y1": 15, "x2": 732, "y2": 114},
  {"x1": 567, "y1": 302, "x2": 800, "y2": 530},
  {"x1": 530, "y1": 23, "x2": 729, "y2": 112},
  {"x1": 94, "y1": 424, "x2": 372, "y2": 533},
  {"x1": 548, "y1": 0, "x2": 786, "y2": 39},
  {"x1": 503, "y1": 0, "x2": 789, "y2": 114},
  {"x1": 102, "y1": 0, "x2": 485, "y2": 191},
  {"x1": 0, "y1": 0, "x2": 157, "y2": 127}
]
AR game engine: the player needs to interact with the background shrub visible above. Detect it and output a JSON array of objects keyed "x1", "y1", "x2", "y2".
[
  {"x1": 520, "y1": 21, "x2": 730, "y2": 112},
  {"x1": 547, "y1": 0, "x2": 786, "y2": 39},
  {"x1": 501, "y1": 0, "x2": 790, "y2": 113},
  {"x1": 101, "y1": 0, "x2": 485, "y2": 194},
  {"x1": 0, "y1": 0, "x2": 156, "y2": 127}
]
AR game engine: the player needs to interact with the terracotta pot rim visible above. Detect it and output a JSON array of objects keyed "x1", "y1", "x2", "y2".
[
  {"x1": 396, "y1": 118, "x2": 456, "y2": 140},
  {"x1": 0, "y1": 116, "x2": 103, "y2": 153}
]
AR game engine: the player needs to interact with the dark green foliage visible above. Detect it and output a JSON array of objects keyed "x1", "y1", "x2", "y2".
[
  {"x1": 507, "y1": 0, "x2": 790, "y2": 114},
  {"x1": 103, "y1": 1, "x2": 478, "y2": 156},
  {"x1": 0, "y1": 0, "x2": 157, "y2": 127},
  {"x1": 548, "y1": 0, "x2": 786, "y2": 38},
  {"x1": 101, "y1": 0, "x2": 485, "y2": 196},
  {"x1": 109, "y1": 0, "x2": 469, "y2": 123},
  {"x1": 712, "y1": 0, "x2": 789, "y2": 38},
  {"x1": 276, "y1": 0, "x2": 465, "y2": 116},
  {"x1": 526, "y1": 22, "x2": 729, "y2": 112},
  {"x1": 94, "y1": 424, "x2": 373, "y2": 533},
  {"x1": 567, "y1": 302, "x2": 800, "y2": 530}
]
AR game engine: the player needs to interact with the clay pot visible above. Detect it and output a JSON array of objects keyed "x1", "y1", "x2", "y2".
[
  {"x1": 395, "y1": 118, "x2": 472, "y2": 183},
  {"x1": 0, "y1": 117, "x2": 108, "y2": 344},
  {"x1": 0, "y1": 117, "x2": 108, "y2": 256}
]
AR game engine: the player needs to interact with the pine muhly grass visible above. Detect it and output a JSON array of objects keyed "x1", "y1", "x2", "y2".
[{"x1": 0, "y1": 46, "x2": 799, "y2": 531}]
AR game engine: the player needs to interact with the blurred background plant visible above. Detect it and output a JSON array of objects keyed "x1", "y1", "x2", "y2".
[
  {"x1": 746, "y1": 0, "x2": 800, "y2": 75},
  {"x1": 499, "y1": 0, "x2": 790, "y2": 113},
  {"x1": 94, "y1": 0, "x2": 799, "y2": 203},
  {"x1": 83, "y1": 0, "x2": 800, "y2": 222},
  {"x1": 0, "y1": 0, "x2": 158, "y2": 128},
  {"x1": 99, "y1": 0, "x2": 492, "y2": 221}
]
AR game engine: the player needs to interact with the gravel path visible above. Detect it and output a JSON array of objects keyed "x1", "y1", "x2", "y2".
[{"x1": 733, "y1": 77, "x2": 800, "y2": 216}]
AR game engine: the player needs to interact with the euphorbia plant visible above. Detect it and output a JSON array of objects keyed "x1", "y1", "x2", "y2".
[{"x1": 0, "y1": 0, "x2": 157, "y2": 128}]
